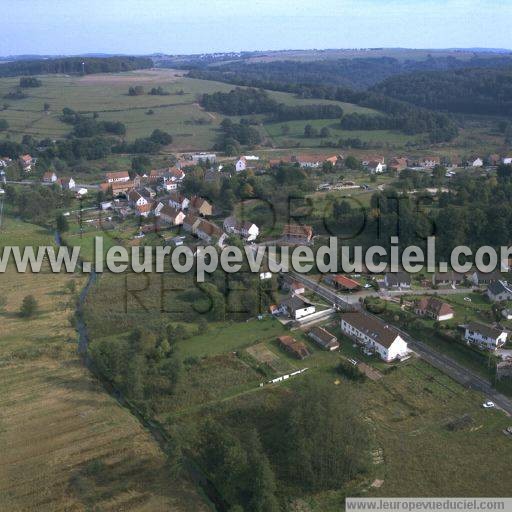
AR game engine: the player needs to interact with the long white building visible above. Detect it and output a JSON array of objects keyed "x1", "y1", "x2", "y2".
[{"x1": 340, "y1": 312, "x2": 409, "y2": 362}]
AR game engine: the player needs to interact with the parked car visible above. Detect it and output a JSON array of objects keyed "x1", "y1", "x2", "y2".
[{"x1": 483, "y1": 401, "x2": 495, "y2": 408}]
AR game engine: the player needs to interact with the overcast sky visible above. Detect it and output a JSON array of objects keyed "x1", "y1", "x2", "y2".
[{"x1": 1, "y1": 0, "x2": 510, "y2": 55}]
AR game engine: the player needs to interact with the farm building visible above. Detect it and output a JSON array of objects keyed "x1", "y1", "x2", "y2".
[
  {"x1": 308, "y1": 326, "x2": 339, "y2": 351},
  {"x1": 324, "y1": 274, "x2": 361, "y2": 292},
  {"x1": 277, "y1": 336, "x2": 311, "y2": 360}
]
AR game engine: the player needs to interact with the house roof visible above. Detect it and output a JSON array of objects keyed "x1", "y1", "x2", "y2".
[
  {"x1": 196, "y1": 219, "x2": 222, "y2": 238},
  {"x1": 308, "y1": 326, "x2": 338, "y2": 349},
  {"x1": 277, "y1": 336, "x2": 311, "y2": 358},
  {"x1": 20, "y1": 154, "x2": 32, "y2": 163},
  {"x1": 341, "y1": 312, "x2": 401, "y2": 349},
  {"x1": 43, "y1": 171, "x2": 56, "y2": 179},
  {"x1": 331, "y1": 275, "x2": 360, "y2": 290},
  {"x1": 106, "y1": 170, "x2": 130, "y2": 180},
  {"x1": 281, "y1": 295, "x2": 314, "y2": 313},
  {"x1": 136, "y1": 202, "x2": 153, "y2": 214},
  {"x1": 466, "y1": 321, "x2": 505, "y2": 339},
  {"x1": 487, "y1": 280, "x2": 512, "y2": 296},
  {"x1": 434, "y1": 271, "x2": 465, "y2": 283},
  {"x1": 160, "y1": 205, "x2": 181, "y2": 218},
  {"x1": 128, "y1": 189, "x2": 144, "y2": 202},
  {"x1": 385, "y1": 272, "x2": 411, "y2": 286},
  {"x1": 190, "y1": 196, "x2": 211, "y2": 210},
  {"x1": 282, "y1": 224, "x2": 313, "y2": 238},
  {"x1": 475, "y1": 270, "x2": 502, "y2": 282},
  {"x1": 183, "y1": 213, "x2": 200, "y2": 227},
  {"x1": 417, "y1": 297, "x2": 454, "y2": 317}
]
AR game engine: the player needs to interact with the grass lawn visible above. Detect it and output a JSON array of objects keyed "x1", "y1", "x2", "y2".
[{"x1": 176, "y1": 317, "x2": 286, "y2": 358}]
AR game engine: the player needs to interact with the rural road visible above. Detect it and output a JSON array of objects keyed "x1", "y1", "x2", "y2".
[
  {"x1": 283, "y1": 267, "x2": 512, "y2": 416},
  {"x1": 6, "y1": 180, "x2": 99, "y2": 190}
]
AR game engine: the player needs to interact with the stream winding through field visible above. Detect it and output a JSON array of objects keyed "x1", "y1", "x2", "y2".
[{"x1": 64, "y1": 230, "x2": 227, "y2": 512}]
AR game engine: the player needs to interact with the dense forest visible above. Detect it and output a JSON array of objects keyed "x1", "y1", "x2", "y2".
[
  {"x1": 372, "y1": 67, "x2": 512, "y2": 116},
  {"x1": 186, "y1": 55, "x2": 512, "y2": 90},
  {"x1": 0, "y1": 56, "x2": 153, "y2": 77}
]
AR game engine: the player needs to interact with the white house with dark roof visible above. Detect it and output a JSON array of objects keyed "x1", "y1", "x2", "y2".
[
  {"x1": 340, "y1": 312, "x2": 409, "y2": 362},
  {"x1": 223, "y1": 216, "x2": 259, "y2": 241},
  {"x1": 464, "y1": 322, "x2": 507, "y2": 350},
  {"x1": 486, "y1": 280, "x2": 512, "y2": 302},
  {"x1": 384, "y1": 272, "x2": 411, "y2": 289},
  {"x1": 278, "y1": 296, "x2": 316, "y2": 320}
]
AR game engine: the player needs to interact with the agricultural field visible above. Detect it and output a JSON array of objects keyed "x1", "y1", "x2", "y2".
[
  {"x1": 0, "y1": 218, "x2": 209, "y2": 512},
  {"x1": 0, "y1": 69, "x2": 378, "y2": 151},
  {"x1": 264, "y1": 121, "x2": 422, "y2": 148}
]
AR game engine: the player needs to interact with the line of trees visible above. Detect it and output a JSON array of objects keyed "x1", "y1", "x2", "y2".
[
  {"x1": 0, "y1": 56, "x2": 153, "y2": 77},
  {"x1": 200, "y1": 87, "x2": 343, "y2": 121}
]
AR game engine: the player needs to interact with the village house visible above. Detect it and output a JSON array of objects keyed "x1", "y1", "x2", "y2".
[
  {"x1": 139, "y1": 187, "x2": 156, "y2": 200},
  {"x1": 324, "y1": 274, "x2": 361, "y2": 292},
  {"x1": 325, "y1": 155, "x2": 344, "y2": 167},
  {"x1": 419, "y1": 157, "x2": 440, "y2": 169},
  {"x1": 340, "y1": 312, "x2": 409, "y2": 362},
  {"x1": 168, "y1": 191, "x2": 190, "y2": 210},
  {"x1": 278, "y1": 296, "x2": 316, "y2": 320},
  {"x1": 101, "y1": 179, "x2": 137, "y2": 197},
  {"x1": 281, "y1": 223, "x2": 313, "y2": 245},
  {"x1": 190, "y1": 152, "x2": 217, "y2": 165},
  {"x1": 189, "y1": 196, "x2": 213, "y2": 217},
  {"x1": 388, "y1": 157, "x2": 408, "y2": 172},
  {"x1": 414, "y1": 297, "x2": 454, "y2": 321},
  {"x1": 223, "y1": 216, "x2": 259, "y2": 241},
  {"x1": 42, "y1": 171, "x2": 58, "y2": 183},
  {"x1": 19, "y1": 154, "x2": 34, "y2": 172},
  {"x1": 471, "y1": 270, "x2": 502, "y2": 286},
  {"x1": 362, "y1": 156, "x2": 385, "y2": 166},
  {"x1": 292, "y1": 155, "x2": 323, "y2": 169},
  {"x1": 182, "y1": 214, "x2": 200, "y2": 233},
  {"x1": 135, "y1": 202, "x2": 153, "y2": 218},
  {"x1": 384, "y1": 272, "x2": 411, "y2": 289},
  {"x1": 277, "y1": 335, "x2": 311, "y2": 360},
  {"x1": 105, "y1": 170, "x2": 130, "y2": 183},
  {"x1": 159, "y1": 205, "x2": 186, "y2": 226},
  {"x1": 235, "y1": 157, "x2": 247, "y2": 172},
  {"x1": 486, "y1": 280, "x2": 512, "y2": 302},
  {"x1": 366, "y1": 160, "x2": 385, "y2": 174},
  {"x1": 308, "y1": 326, "x2": 339, "y2": 351},
  {"x1": 128, "y1": 189, "x2": 149, "y2": 208},
  {"x1": 283, "y1": 281, "x2": 306, "y2": 296},
  {"x1": 193, "y1": 218, "x2": 223, "y2": 243},
  {"x1": 59, "y1": 177, "x2": 76, "y2": 190},
  {"x1": 432, "y1": 271, "x2": 466, "y2": 287},
  {"x1": 464, "y1": 322, "x2": 507, "y2": 351},
  {"x1": 468, "y1": 157, "x2": 484, "y2": 167}
]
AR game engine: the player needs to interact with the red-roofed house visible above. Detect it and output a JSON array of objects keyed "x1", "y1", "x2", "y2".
[{"x1": 325, "y1": 274, "x2": 361, "y2": 292}]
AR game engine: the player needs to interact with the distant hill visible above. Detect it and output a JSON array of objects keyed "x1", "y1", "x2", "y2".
[
  {"x1": 0, "y1": 56, "x2": 153, "y2": 77},
  {"x1": 180, "y1": 55, "x2": 512, "y2": 90},
  {"x1": 372, "y1": 66, "x2": 512, "y2": 116}
]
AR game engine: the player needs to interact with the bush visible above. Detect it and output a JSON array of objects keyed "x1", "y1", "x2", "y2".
[
  {"x1": 20, "y1": 295, "x2": 38, "y2": 318},
  {"x1": 337, "y1": 360, "x2": 366, "y2": 382}
]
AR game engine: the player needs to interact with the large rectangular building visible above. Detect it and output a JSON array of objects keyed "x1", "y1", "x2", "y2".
[{"x1": 340, "y1": 312, "x2": 408, "y2": 362}]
